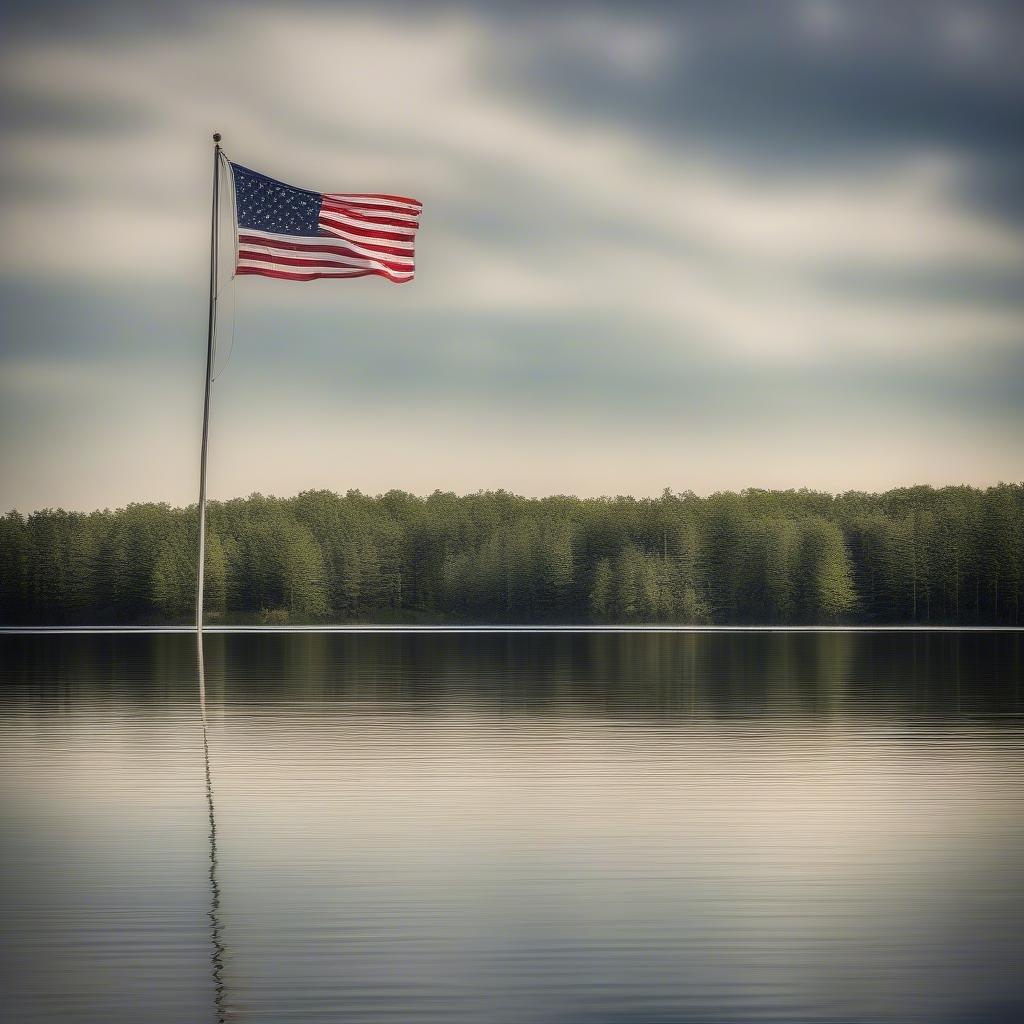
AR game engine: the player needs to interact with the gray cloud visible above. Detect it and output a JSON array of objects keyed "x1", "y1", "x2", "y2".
[{"x1": 0, "y1": 0, "x2": 1022, "y2": 508}]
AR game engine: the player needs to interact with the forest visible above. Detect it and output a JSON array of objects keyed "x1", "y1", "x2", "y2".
[{"x1": 0, "y1": 484, "x2": 1021, "y2": 626}]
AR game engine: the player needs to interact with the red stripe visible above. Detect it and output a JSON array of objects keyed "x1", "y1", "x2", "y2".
[
  {"x1": 238, "y1": 233, "x2": 415, "y2": 262},
  {"x1": 239, "y1": 247, "x2": 414, "y2": 274},
  {"x1": 236, "y1": 266, "x2": 412, "y2": 284}
]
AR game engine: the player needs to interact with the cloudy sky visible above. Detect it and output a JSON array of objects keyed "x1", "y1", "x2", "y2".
[{"x1": 1, "y1": 0, "x2": 1022, "y2": 511}]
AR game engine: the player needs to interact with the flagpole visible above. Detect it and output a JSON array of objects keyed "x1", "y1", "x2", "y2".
[{"x1": 197, "y1": 132, "x2": 222, "y2": 634}]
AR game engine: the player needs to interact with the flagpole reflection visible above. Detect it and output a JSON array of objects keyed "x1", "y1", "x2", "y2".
[{"x1": 198, "y1": 634, "x2": 228, "y2": 1023}]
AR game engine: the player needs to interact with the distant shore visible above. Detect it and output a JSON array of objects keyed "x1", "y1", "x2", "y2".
[
  {"x1": 3, "y1": 485, "x2": 1021, "y2": 628},
  {"x1": 3, "y1": 624, "x2": 1022, "y2": 635}
]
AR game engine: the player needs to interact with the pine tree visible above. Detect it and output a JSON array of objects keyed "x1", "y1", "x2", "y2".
[
  {"x1": 152, "y1": 533, "x2": 193, "y2": 619},
  {"x1": 589, "y1": 558, "x2": 613, "y2": 622},
  {"x1": 281, "y1": 523, "x2": 329, "y2": 619},
  {"x1": 0, "y1": 512, "x2": 29, "y2": 623},
  {"x1": 794, "y1": 519, "x2": 856, "y2": 623},
  {"x1": 204, "y1": 530, "x2": 228, "y2": 620}
]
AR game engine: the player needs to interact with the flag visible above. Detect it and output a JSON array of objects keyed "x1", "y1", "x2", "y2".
[{"x1": 229, "y1": 161, "x2": 421, "y2": 284}]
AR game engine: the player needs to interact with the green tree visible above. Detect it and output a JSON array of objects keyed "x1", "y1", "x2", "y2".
[
  {"x1": 281, "y1": 523, "x2": 329, "y2": 618},
  {"x1": 794, "y1": 518, "x2": 856, "y2": 623},
  {"x1": 0, "y1": 512, "x2": 29, "y2": 623},
  {"x1": 589, "y1": 558, "x2": 613, "y2": 622}
]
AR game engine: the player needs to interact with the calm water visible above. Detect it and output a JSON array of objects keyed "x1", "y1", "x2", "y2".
[{"x1": 1, "y1": 632, "x2": 1023, "y2": 1024}]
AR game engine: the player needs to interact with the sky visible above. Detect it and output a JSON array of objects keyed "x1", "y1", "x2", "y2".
[{"x1": 1, "y1": 0, "x2": 1022, "y2": 511}]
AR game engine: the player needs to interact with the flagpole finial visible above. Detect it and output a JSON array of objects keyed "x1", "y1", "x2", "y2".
[{"x1": 213, "y1": 132, "x2": 222, "y2": 143}]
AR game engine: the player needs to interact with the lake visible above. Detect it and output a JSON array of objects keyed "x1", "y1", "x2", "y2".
[{"x1": 1, "y1": 631, "x2": 1022, "y2": 1023}]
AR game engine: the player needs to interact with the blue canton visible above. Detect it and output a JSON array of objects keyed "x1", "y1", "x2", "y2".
[{"x1": 231, "y1": 162, "x2": 322, "y2": 236}]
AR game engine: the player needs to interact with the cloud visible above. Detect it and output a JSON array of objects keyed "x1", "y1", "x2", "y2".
[
  {"x1": 530, "y1": 12, "x2": 676, "y2": 81},
  {"x1": 2, "y1": 8, "x2": 1021, "y2": 363},
  {"x1": 0, "y1": 2, "x2": 1021, "y2": 504}
]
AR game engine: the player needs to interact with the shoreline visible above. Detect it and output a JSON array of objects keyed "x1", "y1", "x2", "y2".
[{"x1": 2, "y1": 625, "x2": 1022, "y2": 635}]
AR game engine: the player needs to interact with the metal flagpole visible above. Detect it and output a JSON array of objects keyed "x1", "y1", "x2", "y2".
[{"x1": 197, "y1": 132, "x2": 223, "y2": 633}]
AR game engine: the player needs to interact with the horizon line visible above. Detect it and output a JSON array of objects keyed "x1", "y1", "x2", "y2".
[
  {"x1": 2, "y1": 625, "x2": 1022, "y2": 635},
  {"x1": 5, "y1": 480, "x2": 1024, "y2": 517}
]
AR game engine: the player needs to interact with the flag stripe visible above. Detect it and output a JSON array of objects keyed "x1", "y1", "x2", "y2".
[
  {"x1": 317, "y1": 221, "x2": 416, "y2": 247},
  {"x1": 318, "y1": 210, "x2": 418, "y2": 238},
  {"x1": 238, "y1": 231, "x2": 415, "y2": 262},
  {"x1": 324, "y1": 192, "x2": 422, "y2": 211},
  {"x1": 237, "y1": 229, "x2": 415, "y2": 278},
  {"x1": 237, "y1": 265, "x2": 413, "y2": 283},
  {"x1": 321, "y1": 198, "x2": 420, "y2": 223},
  {"x1": 240, "y1": 227, "x2": 414, "y2": 253},
  {"x1": 238, "y1": 227, "x2": 416, "y2": 256},
  {"x1": 317, "y1": 224, "x2": 415, "y2": 251},
  {"x1": 326, "y1": 203, "x2": 420, "y2": 219},
  {"x1": 238, "y1": 246, "x2": 414, "y2": 274}
]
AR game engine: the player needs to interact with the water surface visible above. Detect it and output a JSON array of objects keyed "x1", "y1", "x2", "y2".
[{"x1": 1, "y1": 632, "x2": 1022, "y2": 1023}]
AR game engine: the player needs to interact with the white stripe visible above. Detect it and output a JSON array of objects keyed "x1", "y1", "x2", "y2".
[{"x1": 239, "y1": 227, "x2": 415, "y2": 253}]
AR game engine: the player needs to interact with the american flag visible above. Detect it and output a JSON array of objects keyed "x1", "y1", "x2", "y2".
[{"x1": 229, "y1": 161, "x2": 420, "y2": 284}]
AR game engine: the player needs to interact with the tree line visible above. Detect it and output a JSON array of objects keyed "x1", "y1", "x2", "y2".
[{"x1": 1, "y1": 484, "x2": 1021, "y2": 625}]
